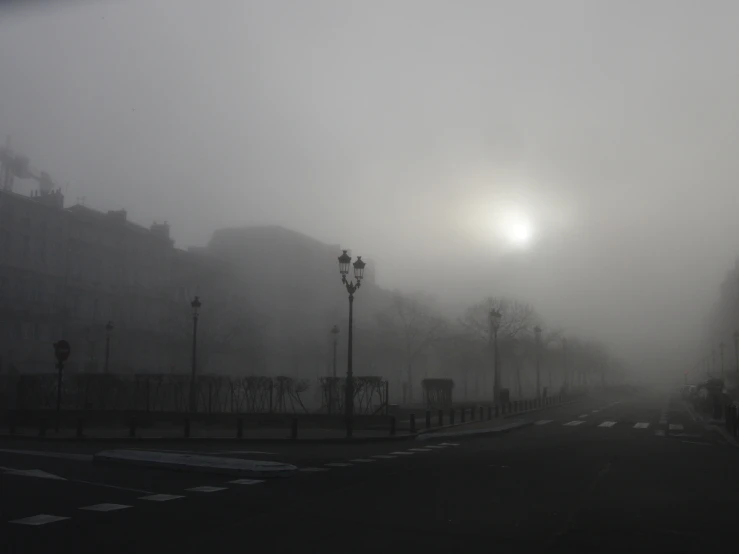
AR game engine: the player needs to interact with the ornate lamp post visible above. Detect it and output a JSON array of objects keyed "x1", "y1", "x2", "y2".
[
  {"x1": 104, "y1": 321, "x2": 113, "y2": 373},
  {"x1": 330, "y1": 324, "x2": 340, "y2": 378},
  {"x1": 338, "y1": 250, "x2": 366, "y2": 438},
  {"x1": 534, "y1": 325, "x2": 542, "y2": 399},
  {"x1": 489, "y1": 308, "x2": 502, "y2": 406},
  {"x1": 189, "y1": 296, "x2": 201, "y2": 413}
]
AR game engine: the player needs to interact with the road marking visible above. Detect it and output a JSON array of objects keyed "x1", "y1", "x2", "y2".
[
  {"x1": 390, "y1": 451, "x2": 414, "y2": 455},
  {"x1": 407, "y1": 449, "x2": 432, "y2": 452},
  {"x1": 349, "y1": 459, "x2": 375, "y2": 463},
  {"x1": 186, "y1": 486, "x2": 228, "y2": 493},
  {"x1": 138, "y1": 494, "x2": 185, "y2": 502},
  {"x1": 10, "y1": 514, "x2": 70, "y2": 526},
  {"x1": 669, "y1": 424, "x2": 684, "y2": 431},
  {"x1": 3, "y1": 469, "x2": 66, "y2": 480},
  {"x1": 598, "y1": 421, "x2": 617, "y2": 428},
  {"x1": 634, "y1": 422, "x2": 650, "y2": 429},
  {"x1": 681, "y1": 440, "x2": 712, "y2": 446},
  {"x1": 535, "y1": 420, "x2": 553, "y2": 425},
  {"x1": 371, "y1": 455, "x2": 397, "y2": 459},
  {"x1": 70, "y1": 479, "x2": 154, "y2": 495},
  {"x1": 229, "y1": 478, "x2": 265, "y2": 484},
  {"x1": 591, "y1": 410, "x2": 600, "y2": 413},
  {"x1": 578, "y1": 414, "x2": 589, "y2": 419},
  {"x1": 564, "y1": 421, "x2": 586, "y2": 426},
  {"x1": 298, "y1": 467, "x2": 329, "y2": 472},
  {"x1": 213, "y1": 451, "x2": 276, "y2": 455},
  {"x1": 655, "y1": 430, "x2": 666, "y2": 437},
  {"x1": 438, "y1": 443, "x2": 459, "y2": 446},
  {"x1": 80, "y1": 503, "x2": 132, "y2": 512},
  {"x1": 424, "y1": 445, "x2": 447, "y2": 449},
  {"x1": 0, "y1": 448, "x2": 92, "y2": 462},
  {"x1": 325, "y1": 463, "x2": 352, "y2": 467}
]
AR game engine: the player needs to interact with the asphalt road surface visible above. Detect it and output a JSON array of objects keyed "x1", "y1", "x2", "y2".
[{"x1": 2, "y1": 387, "x2": 738, "y2": 554}]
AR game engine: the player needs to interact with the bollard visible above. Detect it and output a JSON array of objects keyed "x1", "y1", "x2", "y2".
[
  {"x1": 129, "y1": 418, "x2": 137, "y2": 438},
  {"x1": 425, "y1": 410, "x2": 431, "y2": 429},
  {"x1": 450, "y1": 408, "x2": 455, "y2": 425},
  {"x1": 487, "y1": 405, "x2": 492, "y2": 420},
  {"x1": 184, "y1": 418, "x2": 190, "y2": 438},
  {"x1": 8, "y1": 412, "x2": 16, "y2": 435},
  {"x1": 39, "y1": 418, "x2": 48, "y2": 437},
  {"x1": 438, "y1": 409, "x2": 443, "y2": 427},
  {"x1": 237, "y1": 418, "x2": 243, "y2": 439},
  {"x1": 513, "y1": 401, "x2": 519, "y2": 413},
  {"x1": 76, "y1": 417, "x2": 84, "y2": 438},
  {"x1": 495, "y1": 405, "x2": 500, "y2": 418},
  {"x1": 480, "y1": 406, "x2": 484, "y2": 420},
  {"x1": 471, "y1": 406, "x2": 475, "y2": 420},
  {"x1": 390, "y1": 416, "x2": 397, "y2": 435},
  {"x1": 291, "y1": 417, "x2": 298, "y2": 440},
  {"x1": 409, "y1": 413, "x2": 416, "y2": 433},
  {"x1": 461, "y1": 408, "x2": 466, "y2": 423}
]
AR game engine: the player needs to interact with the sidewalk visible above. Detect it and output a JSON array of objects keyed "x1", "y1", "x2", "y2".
[{"x1": 416, "y1": 418, "x2": 532, "y2": 441}]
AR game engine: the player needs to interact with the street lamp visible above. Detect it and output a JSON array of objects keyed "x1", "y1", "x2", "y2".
[
  {"x1": 189, "y1": 296, "x2": 201, "y2": 413},
  {"x1": 104, "y1": 321, "x2": 113, "y2": 373},
  {"x1": 338, "y1": 250, "x2": 366, "y2": 438},
  {"x1": 330, "y1": 325, "x2": 340, "y2": 378},
  {"x1": 534, "y1": 325, "x2": 542, "y2": 399},
  {"x1": 720, "y1": 341, "x2": 725, "y2": 380},
  {"x1": 562, "y1": 337, "x2": 568, "y2": 391},
  {"x1": 489, "y1": 308, "x2": 502, "y2": 406},
  {"x1": 734, "y1": 331, "x2": 739, "y2": 376}
]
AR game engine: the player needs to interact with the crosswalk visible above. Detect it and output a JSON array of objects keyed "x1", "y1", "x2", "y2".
[{"x1": 533, "y1": 418, "x2": 700, "y2": 435}]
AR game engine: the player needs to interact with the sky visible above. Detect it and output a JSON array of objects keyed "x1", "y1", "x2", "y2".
[{"x1": 2, "y1": 0, "x2": 739, "y2": 371}]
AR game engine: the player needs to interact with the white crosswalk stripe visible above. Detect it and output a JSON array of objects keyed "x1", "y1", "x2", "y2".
[
  {"x1": 598, "y1": 421, "x2": 617, "y2": 427},
  {"x1": 186, "y1": 486, "x2": 227, "y2": 493},
  {"x1": 10, "y1": 514, "x2": 69, "y2": 526},
  {"x1": 371, "y1": 455, "x2": 397, "y2": 459},
  {"x1": 139, "y1": 494, "x2": 184, "y2": 502},
  {"x1": 535, "y1": 420, "x2": 553, "y2": 425},
  {"x1": 229, "y1": 479, "x2": 265, "y2": 484},
  {"x1": 325, "y1": 463, "x2": 352, "y2": 467},
  {"x1": 407, "y1": 449, "x2": 432, "y2": 452},
  {"x1": 390, "y1": 452, "x2": 415, "y2": 455},
  {"x1": 80, "y1": 503, "x2": 132, "y2": 512},
  {"x1": 634, "y1": 422, "x2": 650, "y2": 429},
  {"x1": 564, "y1": 420, "x2": 586, "y2": 426},
  {"x1": 669, "y1": 423, "x2": 684, "y2": 431},
  {"x1": 298, "y1": 467, "x2": 329, "y2": 472},
  {"x1": 578, "y1": 414, "x2": 589, "y2": 419},
  {"x1": 349, "y1": 459, "x2": 375, "y2": 463}
]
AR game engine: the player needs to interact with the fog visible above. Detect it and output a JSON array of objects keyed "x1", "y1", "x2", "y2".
[{"x1": 3, "y1": 0, "x2": 739, "y2": 377}]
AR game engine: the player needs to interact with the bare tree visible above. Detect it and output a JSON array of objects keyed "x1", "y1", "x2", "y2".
[{"x1": 376, "y1": 291, "x2": 447, "y2": 404}]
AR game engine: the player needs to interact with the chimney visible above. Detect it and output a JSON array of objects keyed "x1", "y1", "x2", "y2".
[
  {"x1": 150, "y1": 221, "x2": 171, "y2": 240},
  {"x1": 107, "y1": 209, "x2": 127, "y2": 223}
]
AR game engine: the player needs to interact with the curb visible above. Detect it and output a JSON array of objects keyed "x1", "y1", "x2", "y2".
[
  {"x1": 416, "y1": 420, "x2": 533, "y2": 441},
  {"x1": 0, "y1": 433, "x2": 419, "y2": 445},
  {"x1": 705, "y1": 424, "x2": 739, "y2": 448}
]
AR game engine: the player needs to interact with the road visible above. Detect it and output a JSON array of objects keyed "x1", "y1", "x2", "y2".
[{"x1": 2, "y1": 387, "x2": 738, "y2": 554}]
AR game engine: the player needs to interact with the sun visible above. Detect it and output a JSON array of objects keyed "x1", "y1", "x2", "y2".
[{"x1": 502, "y1": 213, "x2": 535, "y2": 247}]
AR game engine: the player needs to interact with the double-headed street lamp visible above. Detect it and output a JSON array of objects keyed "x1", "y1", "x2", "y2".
[
  {"x1": 337, "y1": 250, "x2": 366, "y2": 438},
  {"x1": 330, "y1": 324, "x2": 340, "y2": 378},
  {"x1": 489, "y1": 308, "x2": 502, "y2": 406},
  {"x1": 534, "y1": 325, "x2": 542, "y2": 399},
  {"x1": 104, "y1": 321, "x2": 113, "y2": 373},
  {"x1": 720, "y1": 341, "x2": 725, "y2": 380},
  {"x1": 189, "y1": 296, "x2": 201, "y2": 413},
  {"x1": 734, "y1": 330, "x2": 739, "y2": 376}
]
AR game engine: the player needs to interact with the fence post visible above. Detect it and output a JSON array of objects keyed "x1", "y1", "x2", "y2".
[
  {"x1": 291, "y1": 417, "x2": 298, "y2": 440},
  {"x1": 495, "y1": 405, "x2": 500, "y2": 418},
  {"x1": 8, "y1": 411, "x2": 15, "y2": 435},
  {"x1": 237, "y1": 418, "x2": 243, "y2": 439},
  {"x1": 450, "y1": 409, "x2": 455, "y2": 425},
  {"x1": 39, "y1": 418, "x2": 47, "y2": 437},
  {"x1": 471, "y1": 406, "x2": 475, "y2": 420},
  {"x1": 76, "y1": 416, "x2": 84, "y2": 438},
  {"x1": 390, "y1": 416, "x2": 396, "y2": 435},
  {"x1": 425, "y1": 410, "x2": 431, "y2": 429},
  {"x1": 184, "y1": 418, "x2": 190, "y2": 438},
  {"x1": 461, "y1": 408, "x2": 466, "y2": 423},
  {"x1": 487, "y1": 405, "x2": 492, "y2": 420},
  {"x1": 409, "y1": 413, "x2": 416, "y2": 433},
  {"x1": 438, "y1": 409, "x2": 443, "y2": 427},
  {"x1": 129, "y1": 417, "x2": 136, "y2": 438},
  {"x1": 480, "y1": 406, "x2": 484, "y2": 420}
]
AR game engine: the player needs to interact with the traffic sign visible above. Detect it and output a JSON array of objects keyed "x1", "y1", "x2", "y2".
[{"x1": 53, "y1": 340, "x2": 71, "y2": 363}]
